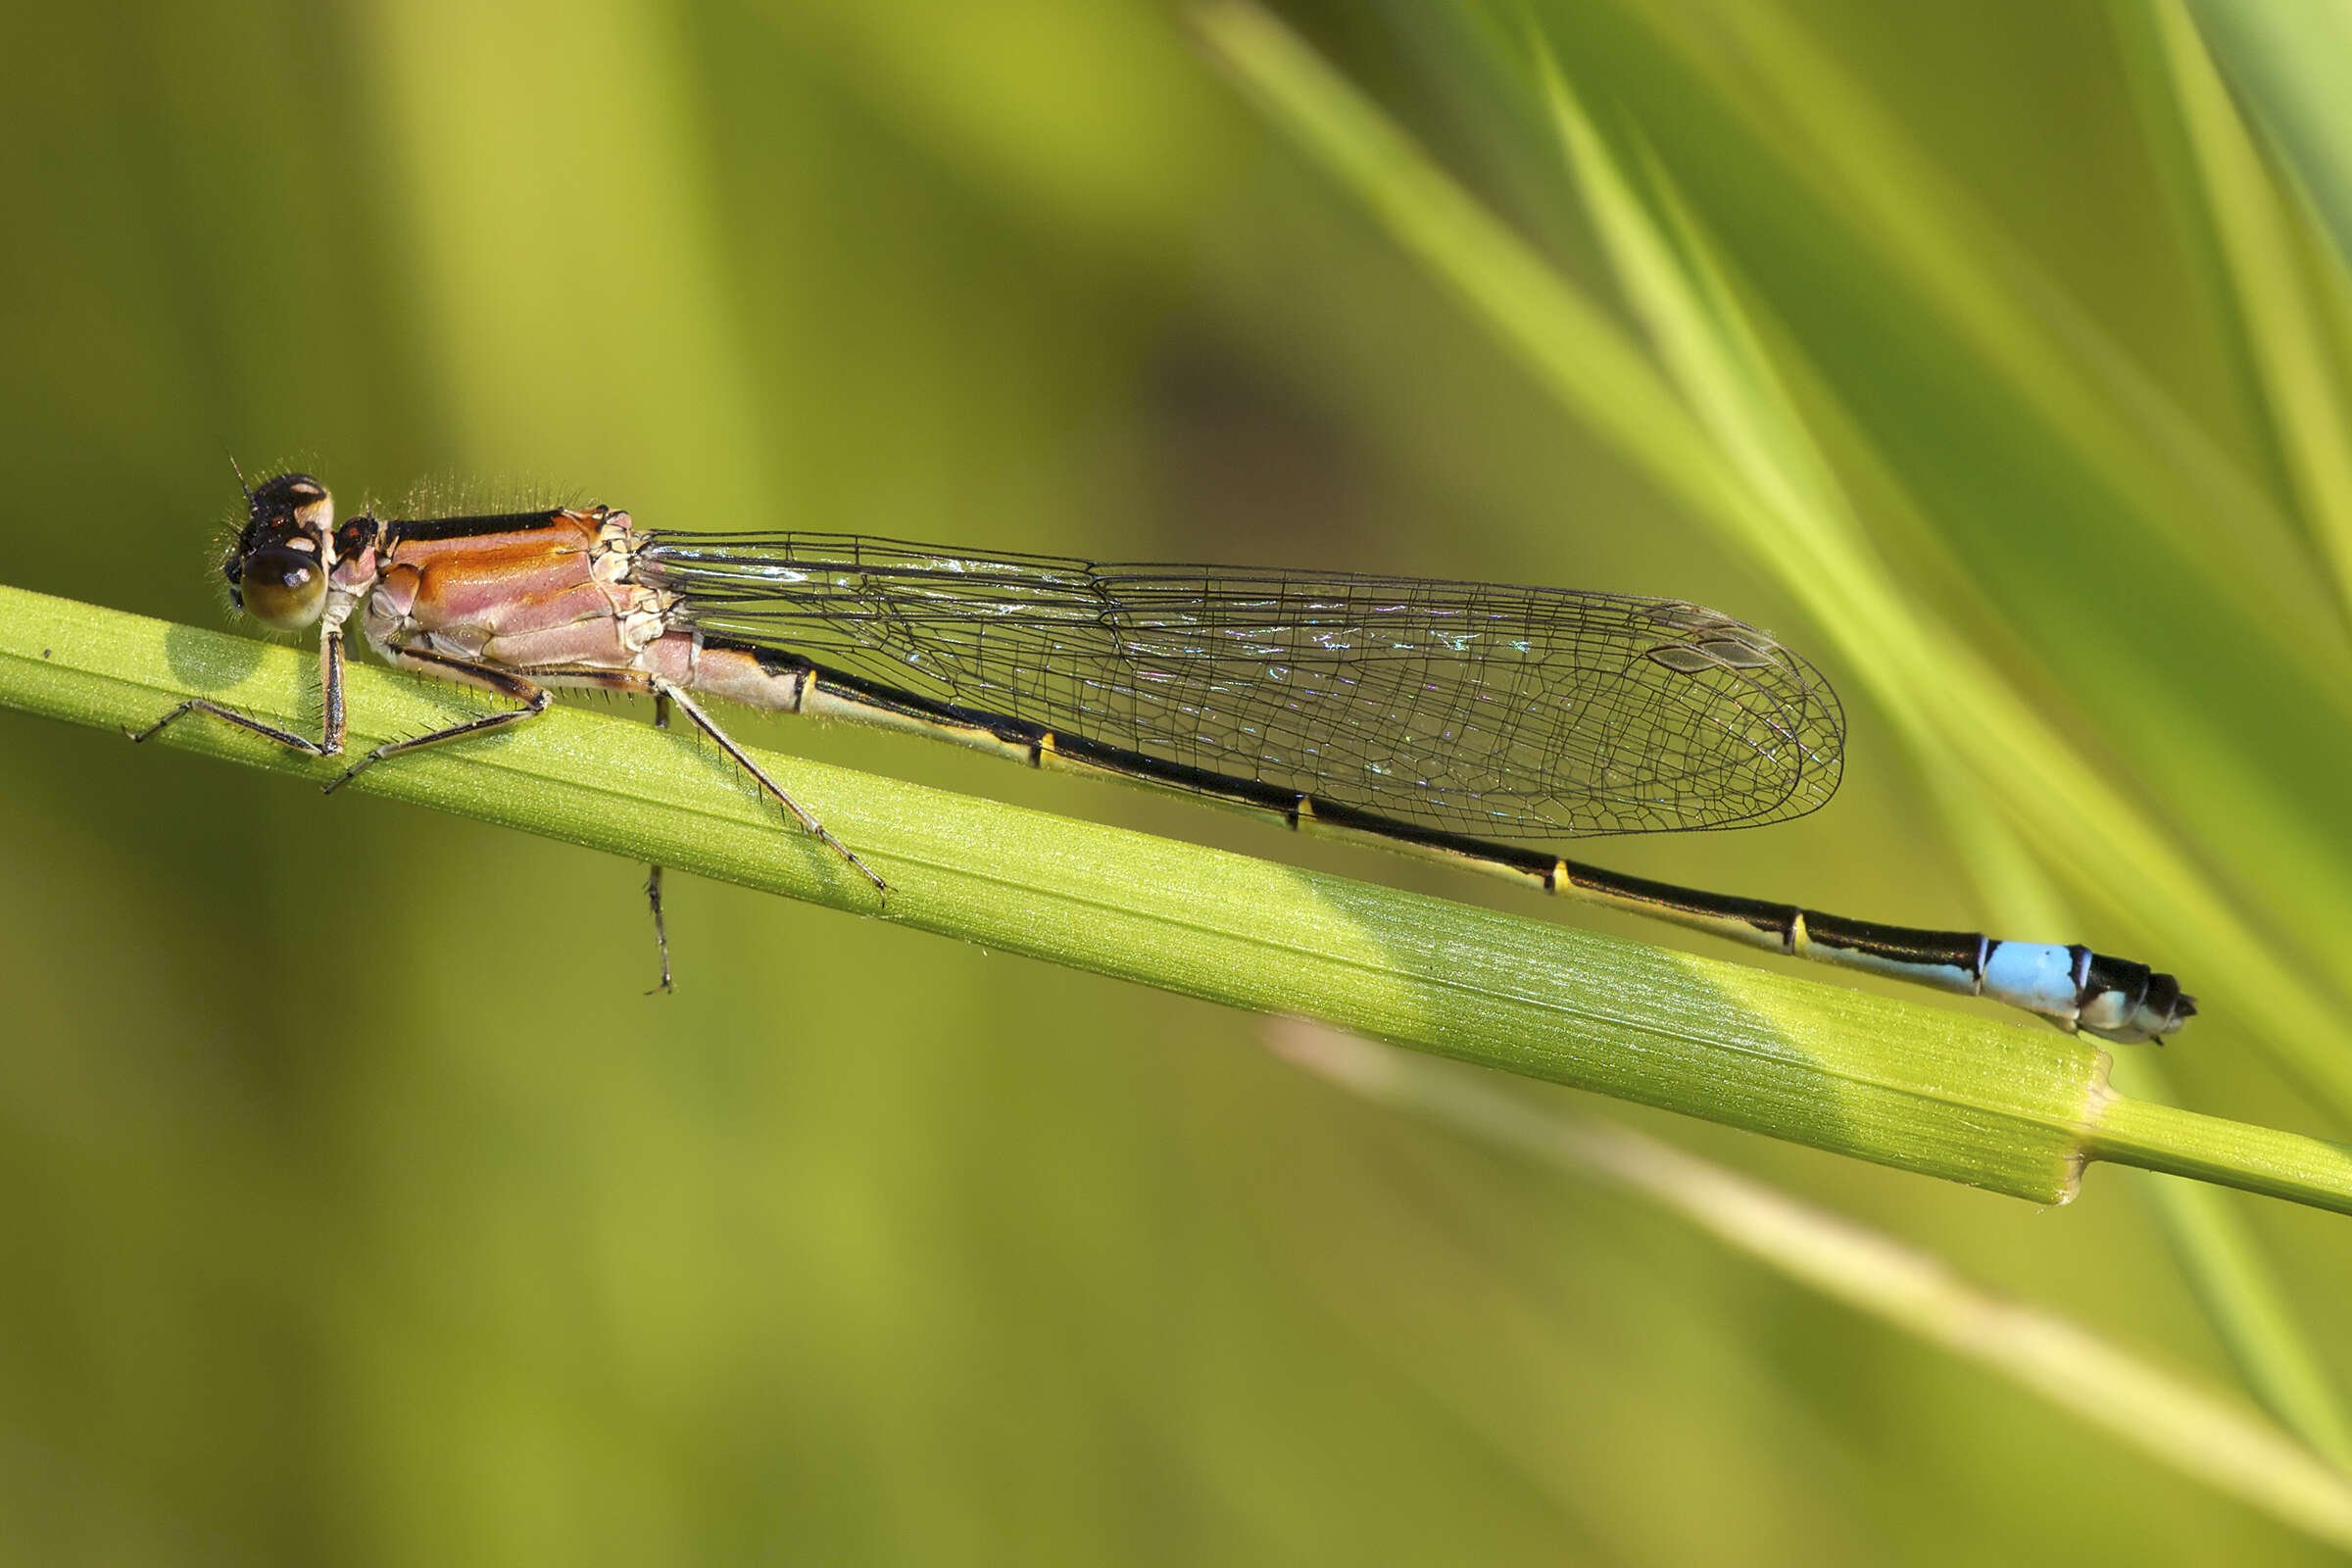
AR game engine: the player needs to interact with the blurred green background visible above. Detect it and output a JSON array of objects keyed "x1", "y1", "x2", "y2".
[{"x1": 3, "y1": 0, "x2": 2348, "y2": 1561}]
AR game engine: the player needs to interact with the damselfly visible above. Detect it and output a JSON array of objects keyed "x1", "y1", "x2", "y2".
[{"x1": 134, "y1": 472, "x2": 2193, "y2": 1042}]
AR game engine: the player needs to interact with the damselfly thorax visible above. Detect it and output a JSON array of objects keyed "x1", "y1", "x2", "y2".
[{"x1": 133, "y1": 471, "x2": 2195, "y2": 1041}]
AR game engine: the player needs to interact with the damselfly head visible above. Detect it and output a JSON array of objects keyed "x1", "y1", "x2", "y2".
[{"x1": 222, "y1": 472, "x2": 336, "y2": 630}]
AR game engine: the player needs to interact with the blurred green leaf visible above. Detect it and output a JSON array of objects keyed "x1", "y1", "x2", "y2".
[
  {"x1": 2186, "y1": 0, "x2": 2352, "y2": 296},
  {"x1": 1278, "y1": 1023, "x2": 2352, "y2": 1551},
  {"x1": 2153, "y1": 0, "x2": 2352, "y2": 622},
  {"x1": 1202, "y1": 0, "x2": 2352, "y2": 1489},
  {"x1": 1196, "y1": 0, "x2": 2352, "y2": 1118}
]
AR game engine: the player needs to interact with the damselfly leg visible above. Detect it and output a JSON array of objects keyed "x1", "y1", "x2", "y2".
[
  {"x1": 132, "y1": 471, "x2": 887, "y2": 991},
  {"x1": 319, "y1": 647, "x2": 554, "y2": 794},
  {"x1": 646, "y1": 690, "x2": 674, "y2": 994}
]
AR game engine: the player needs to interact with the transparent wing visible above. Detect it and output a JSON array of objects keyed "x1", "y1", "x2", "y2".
[{"x1": 638, "y1": 532, "x2": 1845, "y2": 840}]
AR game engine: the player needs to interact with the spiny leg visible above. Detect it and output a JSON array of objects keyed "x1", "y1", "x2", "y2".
[
  {"x1": 645, "y1": 690, "x2": 675, "y2": 994},
  {"x1": 129, "y1": 627, "x2": 348, "y2": 758},
  {"x1": 130, "y1": 701, "x2": 324, "y2": 755},
  {"x1": 652, "y1": 676, "x2": 890, "y2": 899},
  {"x1": 321, "y1": 647, "x2": 553, "y2": 795}
]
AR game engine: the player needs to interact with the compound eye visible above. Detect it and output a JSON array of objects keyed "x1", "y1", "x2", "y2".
[
  {"x1": 250, "y1": 472, "x2": 335, "y2": 531},
  {"x1": 239, "y1": 544, "x2": 326, "y2": 628}
]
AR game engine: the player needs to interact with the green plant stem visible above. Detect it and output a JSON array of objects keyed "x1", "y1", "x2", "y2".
[
  {"x1": 2087, "y1": 1095, "x2": 2352, "y2": 1208},
  {"x1": 7, "y1": 582, "x2": 2351, "y2": 1214}
]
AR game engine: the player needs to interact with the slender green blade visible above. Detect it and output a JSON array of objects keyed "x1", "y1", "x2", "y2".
[{"x1": 9, "y1": 582, "x2": 2352, "y2": 1215}]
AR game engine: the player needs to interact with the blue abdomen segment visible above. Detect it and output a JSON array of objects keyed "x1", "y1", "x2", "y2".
[
  {"x1": 1561, "y1": 872, "x2": 2197, "y2": 1043},
  {"x1": 1982, "y1": 942, "x2": 2084, "y2": 1019},
  {"x1": 1797, "y1": 925, "x2": 2191, "y2": 1043},
  {"x1": 1981, "y1": 942, "x2": 2192, "y2": 1045}
]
